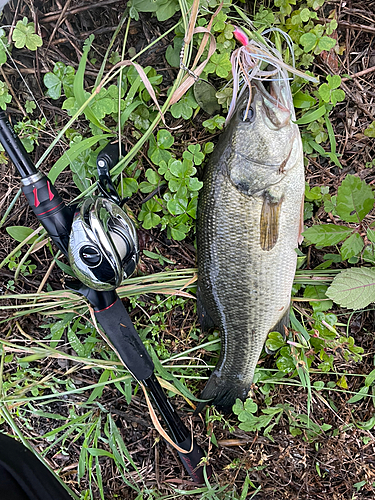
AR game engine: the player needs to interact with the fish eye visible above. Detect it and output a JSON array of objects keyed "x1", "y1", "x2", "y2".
[{"x1": 241, "y1": 107, "x2": 254, "y2": 122}]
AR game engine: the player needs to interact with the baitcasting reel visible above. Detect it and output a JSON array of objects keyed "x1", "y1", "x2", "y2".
[{"x1": 68, "y1": 143, "x2": 139, "y2": 291}]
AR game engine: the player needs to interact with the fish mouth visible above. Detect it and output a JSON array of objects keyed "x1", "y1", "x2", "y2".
[{"x1": 254, "y1": 79, "x2": 293, "y2": 128}]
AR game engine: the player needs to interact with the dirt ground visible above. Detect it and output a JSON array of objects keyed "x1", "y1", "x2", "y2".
[{"x1": 0, "y1": 1, "x2": 375, "y2": 499}]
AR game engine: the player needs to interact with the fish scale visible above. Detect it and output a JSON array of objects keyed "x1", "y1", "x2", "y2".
[{"x1": 196, "y1": 83, "x2": 305, "y2": 412}]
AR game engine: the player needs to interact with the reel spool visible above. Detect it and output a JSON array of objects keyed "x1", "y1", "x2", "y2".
[{"x1": 68, "y1": 197, "x2": 139, "y2": 291}]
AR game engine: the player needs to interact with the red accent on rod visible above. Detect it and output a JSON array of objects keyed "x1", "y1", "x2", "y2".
[
  {"x1": 47, "y1": 181, "x2": 54, "y2": 201},
  {"x1": 36, "y1": 201, "x2": 63, "y2": 216},
  {"x1": 95, "y1": 300, "x2": 117, "y2": 313},
  {"x1": 33, "y1": 188, "x2": 40, "y2": 207}
]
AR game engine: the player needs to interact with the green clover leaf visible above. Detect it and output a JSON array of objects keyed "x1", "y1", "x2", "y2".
[
  {"x1": 170, "y1": 90, "x2": 198, "y2": 120},
  {"x1": 12, "y1": 17, "x2": 43, "y2": 50},
  {"x1": 44, "y1": 72, "x2": 61, "y2": 100},
  {"x1": 206, "y1": 53, "x2": 232, "y2": 78},
  {"x1": 202, "y1": 114, "x2": 225, "y2": 132},
  {"x1": 25, "y1": 100, "x2": 36, "y2": 114},
  {"x1": 183, "y1": 144, "x2": 205, "y2": 165},
  {"x1": 138, "y1": 199, "x2": 162, "y2": 229}
]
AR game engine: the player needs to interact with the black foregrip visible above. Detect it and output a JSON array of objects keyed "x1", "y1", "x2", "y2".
[
  {"x1": 177, "y1": 434, "x2": 212, "y2": 484},
  {"x1": 94, "y1": 297, "x2": 154, "y2": 381},
  {"x1": 21, "y1": 175, "x2": 74, "y2": 256}
]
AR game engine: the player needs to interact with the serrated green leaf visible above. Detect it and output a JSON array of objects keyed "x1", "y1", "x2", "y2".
[
  {"x1": 303, "y1": 224, "x2": 353, "y2": 246},
  {"x1": 305, "y1": 184, "x2": 322, "y2": 201},
  {"x1": 336, "y1": 174, "x2": 374, "y2": 222},
  {"x1": 326, "y1": 267, "x2": 375, "y2": 309},
  {"x1": 340, "y1": 232, "x2": 364, "y2": 260}
]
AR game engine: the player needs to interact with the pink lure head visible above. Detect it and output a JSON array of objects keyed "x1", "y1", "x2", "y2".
[{"x1": 233, "y1": 27, "x2": 249, "y2": 47}]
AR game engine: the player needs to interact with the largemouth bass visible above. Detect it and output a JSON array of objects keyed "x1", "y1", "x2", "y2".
[{"x1": 196, "y1": 77, "x2": 305, "y2": 411}]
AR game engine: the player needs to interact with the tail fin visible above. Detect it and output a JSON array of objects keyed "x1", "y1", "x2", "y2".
[{"x1": 195, "y1": 371, "x2": 250, "y2": 414}]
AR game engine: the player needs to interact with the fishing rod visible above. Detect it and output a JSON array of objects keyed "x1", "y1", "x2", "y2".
[{"x1": 0, "y1": 110, "x2": 211, "y2": 484}]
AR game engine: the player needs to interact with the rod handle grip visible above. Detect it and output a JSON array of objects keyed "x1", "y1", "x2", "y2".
[
  {"x1": 177, "y1": 434, "x2": 212, "y2": 484},
  {"x1": 94, "y1": 297, "x2": 154, "y2": 381}
]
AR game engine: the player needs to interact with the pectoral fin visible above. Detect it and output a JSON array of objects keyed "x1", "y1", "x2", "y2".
[{"x1": 260, "y1": 196, "x2": 283, "y2": 251}]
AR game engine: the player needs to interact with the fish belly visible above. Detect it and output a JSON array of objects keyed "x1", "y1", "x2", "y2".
[{"x1": 196, "y1": 159, "x2": 304, "y2": 410}]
